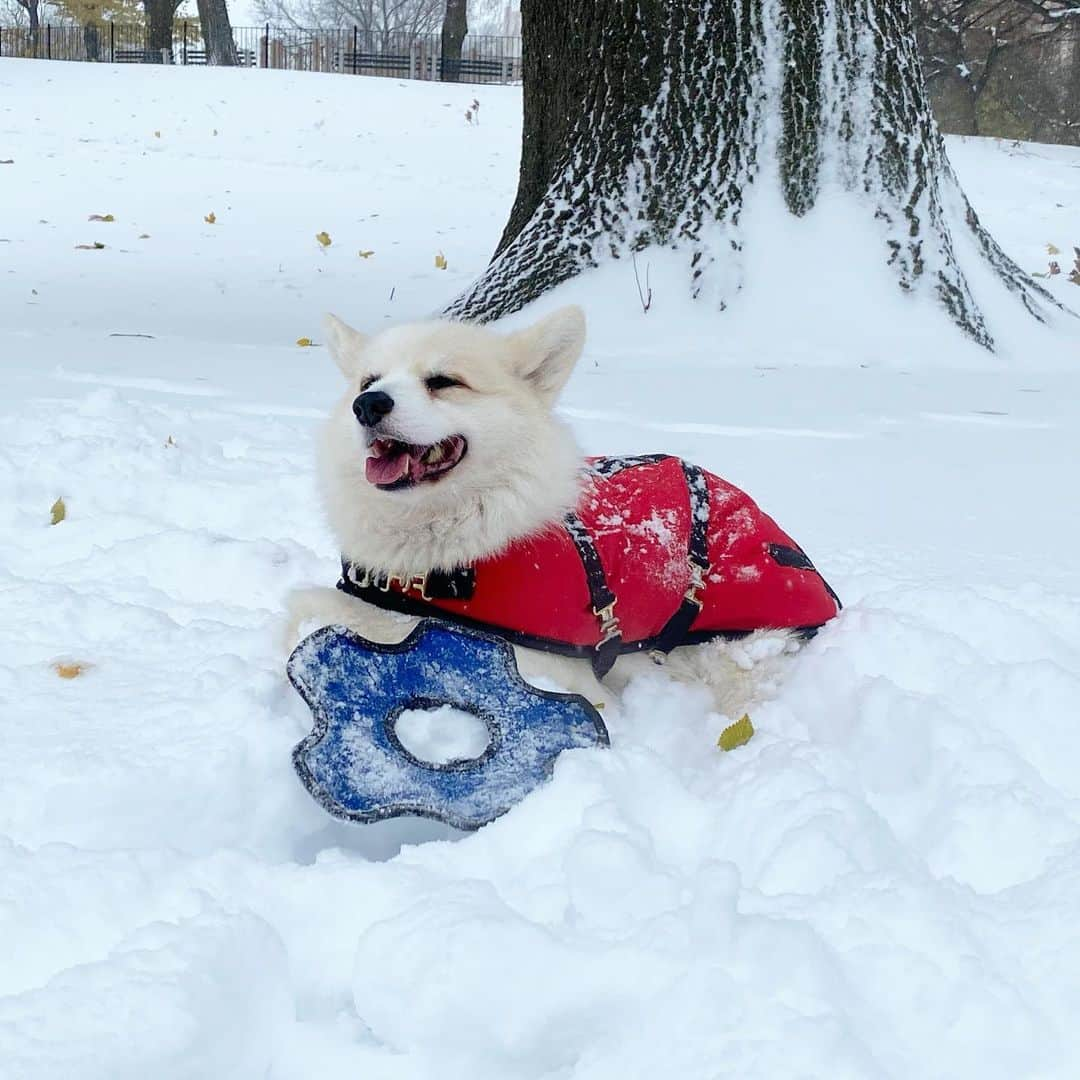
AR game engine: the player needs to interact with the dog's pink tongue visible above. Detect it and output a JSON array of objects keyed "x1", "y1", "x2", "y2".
[{"x1": 366, "y1": 448, "x2": 410, "y2": 486}]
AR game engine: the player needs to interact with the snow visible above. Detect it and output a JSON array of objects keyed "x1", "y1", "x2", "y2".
[
  {"x1": 2, "y1": 58, "x2": 1080, "y2": 1079},
  {"x1": 395, "y1": 703, "x2": 491, "y2": 764}
]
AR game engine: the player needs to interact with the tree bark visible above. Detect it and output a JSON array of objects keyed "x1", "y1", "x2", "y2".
[
  {"x1": 16, "y1": 0, "x2": 40, "y2": 56},
  {"x1": 197, "y1": 0, "x2": 239, "y2": 65},
  {"x1": 440, "y1": 0, "x2": 467, "y2": 82},
  {"x1": 84, "y1": 22, "x2": 102, "y2": 61},
  {"x1": 445, "y1": 0, "x2": 1062, "y2": 349},
  {"x1": 144, "y1": 0, "x2": 180, "y2": 56}
]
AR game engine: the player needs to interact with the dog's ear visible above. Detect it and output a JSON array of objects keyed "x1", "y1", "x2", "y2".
[
  {"x1": 505, "y1": 305, "x2": 586, "y2": 402},
  {"x1": 323, "y1": 313, "x2": 368, "y2": 379}
]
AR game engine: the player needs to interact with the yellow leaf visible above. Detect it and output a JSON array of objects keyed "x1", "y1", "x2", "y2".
[
  {"x1": 50, "y1": 496, "x2": 66, "y2": 525},
  {"x1": 434, "y1": 251, "x2": 447, "y2": 270},
  {"x1": 358, "y1": 250, "x2": 375, "y2": 259},
  {"x1": 718, "y1": 714, "x2": 755, "y2": 753},
  {"x1": 1047, "y1": 243, "x2": 1061, "y2": 256},
  {"x1": 296, "y1": 337, "x2": 313, "y2": 347},
  {"x1": 88, "y1": 213, "x2": 115, "y2": 223},
  {"x1": 315, "y1": 231, "x2": 332, "y2": 247},
  {"x1": 204, "y1": 212, "x2": 216, "y2": 225},
  {"x1": 53, "y1": 660, "x2": 89, "y2": 680}
]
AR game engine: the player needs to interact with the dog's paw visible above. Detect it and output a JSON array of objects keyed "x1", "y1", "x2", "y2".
[{"x1": 283, "y1": 585, "x2": 419, "y2": 656}]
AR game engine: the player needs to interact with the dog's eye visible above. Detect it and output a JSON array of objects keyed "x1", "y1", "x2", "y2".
[
  {"x1": 425, "y1": 374, "x2": 465, "y2": 392},
  {"x1": 359, "y1": 374, "x2": 380, "y2": 392}
]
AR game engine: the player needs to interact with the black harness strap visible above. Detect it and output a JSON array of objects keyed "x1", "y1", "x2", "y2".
[
  {"x1": 650, "y1": 461, "x2": 712, "y2": 655},
  {"x1": 588, "y1": 453, "x2": 669, "y2": 479},
  {"x1": 563, "y1": 511, "x2": 623, "y2": 678}
]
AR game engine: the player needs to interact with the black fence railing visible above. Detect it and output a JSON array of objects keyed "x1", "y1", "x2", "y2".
[{"x1": 0, "y1": 24, "x2": 522, "y2": 83}]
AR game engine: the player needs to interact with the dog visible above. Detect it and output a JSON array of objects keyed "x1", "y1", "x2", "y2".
[{"x1": 287, "y1": 305, "x2": 834, "y2": 719}]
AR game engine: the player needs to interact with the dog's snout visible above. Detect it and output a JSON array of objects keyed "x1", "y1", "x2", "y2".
[{"x1": 353, "y1": 390, "x2": 395, "y2": 427}]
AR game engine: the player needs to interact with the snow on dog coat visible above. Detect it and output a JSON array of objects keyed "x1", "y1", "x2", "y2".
[{"x1": 338, "y1": 455, "x2": 841, "y2": 678}]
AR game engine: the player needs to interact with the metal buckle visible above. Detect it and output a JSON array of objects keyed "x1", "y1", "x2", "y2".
[
  {"x1": 593, "y1": 600, "x2": 622, "y2": 646},
  {"x1": 683, "y1": 559, "x2": 708, "y2": 607},
  {"x1": 406, "y1": 573, "x2": 431, "y2": 601}
]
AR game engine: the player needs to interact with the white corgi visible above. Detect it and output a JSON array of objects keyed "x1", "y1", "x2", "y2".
[{"x1": 287, "y1": 306, "x2": 809, "y2": 717}]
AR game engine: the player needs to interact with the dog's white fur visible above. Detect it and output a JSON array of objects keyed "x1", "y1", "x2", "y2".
[{"x1": 287, "y1": 306, "x2": 792, "y2": 717}]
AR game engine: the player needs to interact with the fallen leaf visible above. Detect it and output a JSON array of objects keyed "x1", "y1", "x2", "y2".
[
  {"x1": 0, "y1": 158, "x2": 13, "y2": 164},
  {"x1": 204, "y1": 212, "x2": 216, "y2": 225},
  {"x1": 718, "y1": 713, "x2": 755, "y2": 753},
  {"x1": 75, "y1": 241, "x2": 106, "y2": 250},
  {"x1": 165, "y1": 435, "x2": 177, "y2": 447},
  {"x1": 53, "y1": 661, "x2": 90, "y2": 679},
  {"x1": 434, "y1": 251, "x2": 447, "y2": 270},
  {"x1": 138, "y1": 233, "x2": 151, "y2": 239},
  {"x1": 88, "y1": 213, "x2": 115, "y2": 222},
  {"x1": 1047, "y1": 243, "x2": 1061, "y2": 255},
  {"x1": 154, "y1": 130, "x2": 161, "y2": 138},
  {"x1": 315, "y1": 231, "x2": 332, "y2": 247},
  {"x1": 50, "y1": 496, "x2": 66, "y2": 525},
  {"x1": 212, "y1": 128, "x2": 219, "y2": 136},
  {"x1": 296, "y1": 336, "x2": 313, "y2": 347},
  {"x1": 358, "y1": 249, "x2": 375, "y2": 259}
]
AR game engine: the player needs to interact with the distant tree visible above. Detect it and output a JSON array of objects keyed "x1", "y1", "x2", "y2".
[
  {"x1": 252, "y1": 0, "x2": 444, "y2": 35},
  {"x1": 51, "y1": 0, "x2": 143, "y2": 60},
  {"x1": 441, "y1": 0, "x2": 467, "y2": 80},
  {"x1": 196, "y1": 0, "x2": 238, "y2": 64},
  {"x1": 13, "y1": 0, "x2": 41, "y2": 54},
  {"x1": 465, "y1": 0, "x2": 510, "y2": 35},
  {"x1": 144, "y1": 0, "x2": 182, "y2": 54},
  {"x1": 446, "y1": 0, "x2": 1063, "y2": 350},
  {"x1": 914, "y1": 0, "x2": 1080, "y2": 145}
]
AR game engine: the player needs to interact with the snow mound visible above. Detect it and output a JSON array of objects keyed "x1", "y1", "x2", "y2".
[{"x1": 2, "y1": 59, "x2": 1080, "y2": 1078}]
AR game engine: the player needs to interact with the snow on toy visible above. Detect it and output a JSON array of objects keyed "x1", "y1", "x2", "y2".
[
  {"x1": 287, "y1": 621, "x2": 609, "y2": 831},
  {"x1": 338, "y1": 455, "x2": 842, "y2": 678}
]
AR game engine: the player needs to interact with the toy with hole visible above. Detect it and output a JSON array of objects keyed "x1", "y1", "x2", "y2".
[{"x1": 287, "y1": 620, "x2": 610, "y2": 831}]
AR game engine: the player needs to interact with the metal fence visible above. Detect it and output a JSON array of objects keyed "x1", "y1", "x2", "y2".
[{"x1": 0, "y1": 24, "x2": 522, "y2": 83}]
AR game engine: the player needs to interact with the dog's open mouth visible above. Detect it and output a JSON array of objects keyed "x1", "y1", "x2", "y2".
[{"x1": 365, "y1": 435, "x2": 468, "y2": 489}]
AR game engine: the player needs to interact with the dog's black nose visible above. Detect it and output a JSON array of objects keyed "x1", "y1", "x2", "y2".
[{"x1": 353, "y1": 390, "x2": 394, "y2": 427}]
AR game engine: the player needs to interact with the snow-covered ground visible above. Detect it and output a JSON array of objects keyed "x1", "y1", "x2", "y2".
[{"x1": 3, "y1": 59, "x2": 1080, "y2": 1079}]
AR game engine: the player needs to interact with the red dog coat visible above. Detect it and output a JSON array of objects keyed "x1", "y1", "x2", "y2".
[{"x1": 338, "y1": 455, "x2": 840, "y2": 676}]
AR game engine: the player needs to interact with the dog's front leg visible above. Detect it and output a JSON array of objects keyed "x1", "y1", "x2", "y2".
[
  {"x1": 283, "y1": 586, "x2": 419, "y2": 654},
  {"x1": 511, "y1": 647, "x2": 616, "y2": 719}
]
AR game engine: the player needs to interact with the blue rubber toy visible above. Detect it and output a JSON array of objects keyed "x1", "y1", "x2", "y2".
[{"x1": 287, "y1": 620, "x2": 609, "y2": 831}]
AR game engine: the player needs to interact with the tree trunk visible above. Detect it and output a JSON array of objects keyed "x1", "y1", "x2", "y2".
[
  {"x1": 24, "y1": 0, "x2": 40, "y2": 57},
  {"x1": 144, "y1": 0, "x2": 179, "y2": 56},
  {"x1": 445, "y1": 0, "x2": 1062, "y2": 350},
  {"x1": 197, "y1": 0, "x2": 238, "y2": 66},
  {"x1": 913, "y1": 2, "x2": 978, "y2": 136},
  {"x1": 84, "y1": 23, "x2": 102, "y2": 62},
  {"x1": 441, "y1": 0, "x2": 467, "y2": 82}
]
